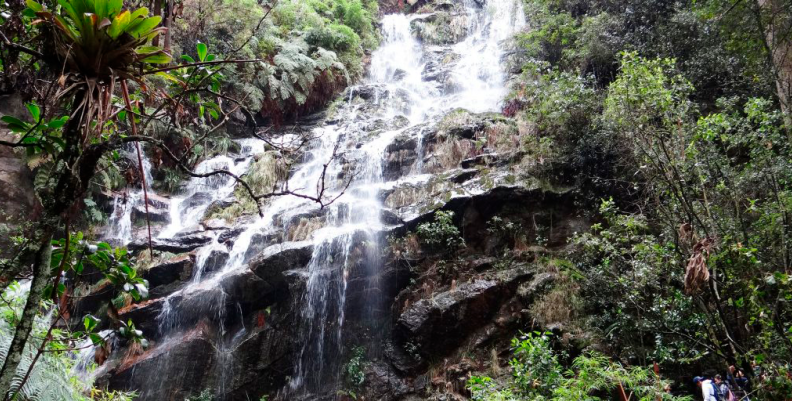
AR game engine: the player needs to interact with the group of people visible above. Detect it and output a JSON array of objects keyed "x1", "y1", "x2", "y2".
[{"x1": 694, "y1": 366, "x2": 751, "y2": 400}]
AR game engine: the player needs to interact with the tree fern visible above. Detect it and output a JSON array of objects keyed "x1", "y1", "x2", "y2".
[{"x1": 258, "y1": 38, "x2": 347, "y2": 106}]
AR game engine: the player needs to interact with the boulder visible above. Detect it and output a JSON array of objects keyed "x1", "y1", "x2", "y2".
[
  {"x1": 249, "y1": 241, "x2": 314, "y2": 286},
  {"x1": 201, "y1": 218, "x2": 231, "y2": 231},
  {"x1": 144, "y1": 254, "x2": 194, "y2": 298},
  {"x1": 384, "y1": 134, "x2": 419, "y2": 181},
  {"x1": 364, "y1": 361, "x2": 412, "y2": 401},
  {"x1": 117, "y1": 296, "x2": 175, "y2": 338},
  {"x1": 201, "y1": 248, "x2": 229, "y2": 275},
  {"x1": 411, "y1": 12, "x2": 469, "y2": 45},
  {"x1": 243, "y1": 230, "x2": 281, "y2": 262},
  {"x1": 128, "y1": 232, "x2": 213, "y2": 254},
  {"x1": 394, "y1": 269, "x2": 534, "y2": 361},
  {"x1": 131, "y1": 203, "x2": 170, "y2": 224},
  {"x1": 107, "y1": 321, "x2": 217, "y2": 400},
  {"x1": 460, "y1": 153, "x2": 498, "y2": 168}
]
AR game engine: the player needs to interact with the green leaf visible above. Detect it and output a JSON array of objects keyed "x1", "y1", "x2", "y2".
[
  {"x1": 135, "y1": 283, "x2": 149, "y2": 299},
  {"x1": 107, "y1": 0, "x2": 123, "y2": 17},
  {"x1": 136, "y1": 45, "x2": 163, "y2": 55},
  {"x1": 89, "y1": 333, "x2": 104, "y2": 345},
  {"x1": 156, "y1": 71, "x2": 184, "y2": 85},
  {"x1": 1, "y1": 115, "x2": 28, "y2": 127},
  {"x1": 181, "y1": 54, "x2": 195, "y2": 63},
  {"x1": 107, "y1": 9, "x2": 131, "y2": 39},
  {"x1": 42, "y1": 284, "x2": 53, "y2": 300},
  {"x1": 47, "y1": 116, "x2": 68, "y2": 129},
  {"x1": 141, "y1": 53, "x2": 172, "y2": 64},
  {"x1": 129, "y1": 7, "x2": 150, "y2": 21},
  {"x1": 84, "y1": 314, "x2": 99, "y2": 332},
  {"x1": 197, "y1": 42, "x2": 208, "y2": 62},
  {"x1": 26, "y1": 103, "x2": 41, "y2": 122},
  {"x1": 25, "y1": 0, "x2": 44, "y2": 12},
  {"x1": 128, "y1": 15, "x2": 162, "y2": 38},
  {"x1": 94, "y1": 0, "x2": 108, "y2": 20}
]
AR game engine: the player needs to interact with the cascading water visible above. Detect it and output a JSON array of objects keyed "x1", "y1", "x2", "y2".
[
  {"x1": 287, "y1": 0, "x2": 526, "y2": 395},
  {"x1": 98, "y1": 0, "x2": 525, "y2": 398},
  {"x1": 105, "y1": 146, "x2": 154, "y2": 245}
]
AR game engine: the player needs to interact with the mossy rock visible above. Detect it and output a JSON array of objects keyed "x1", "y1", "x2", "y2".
[{"x1": 410, "y1": 12, "x2": 468, "y2": 45}]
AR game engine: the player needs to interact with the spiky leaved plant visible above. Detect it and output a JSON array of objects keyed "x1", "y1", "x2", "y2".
[{"x1": 26, "y1": 0, "x2": 170, "y2": 136}]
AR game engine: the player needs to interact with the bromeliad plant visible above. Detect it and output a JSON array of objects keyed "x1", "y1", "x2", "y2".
[
  {"x1": 25, "y1": 0, "x2": 171, "y2": 137},
  {"x1": 27, "y1": 0, "x2": 171, "y2": 76}
]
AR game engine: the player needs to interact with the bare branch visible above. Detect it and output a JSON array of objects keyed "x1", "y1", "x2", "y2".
[{"x1": 0, "y1": 31, "x2": 44, "y2": 59}]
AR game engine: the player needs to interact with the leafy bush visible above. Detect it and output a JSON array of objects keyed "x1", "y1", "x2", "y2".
[
  {"x1": 517, "y1": 1, "x2": 580, "y2": 67},
  {"x1": 416, "y1": 211, "x2": 465, "y2": 254},
  {"x1": 468, "y1": 332, "x2": 690, "y2": 401},
  {"x1": 340, "y1": 346, "x2": 367, "y2": 398},
  {"x1": 305, "y1": 24, "x2": 361, "y2": 52}
]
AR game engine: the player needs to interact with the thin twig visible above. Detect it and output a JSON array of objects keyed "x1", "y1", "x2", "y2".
[{"x1": 121, "y1": 80, "x2": 154, "y2": 257}]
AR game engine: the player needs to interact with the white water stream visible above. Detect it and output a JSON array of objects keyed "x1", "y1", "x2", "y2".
[{"x1": 101, "y1": 0, "x2": 525, "y2": 397}]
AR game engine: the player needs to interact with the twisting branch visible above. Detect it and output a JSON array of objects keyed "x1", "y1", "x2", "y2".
[
  {"x1": 229, "y1": 0, "x2": 278, "y2": 56},
  {"x1": 0, "y1": 31, "x2": 44, "y2": 59},
  {"x1": 114, "y1": 132, "x2": 349, "y2": 214}
]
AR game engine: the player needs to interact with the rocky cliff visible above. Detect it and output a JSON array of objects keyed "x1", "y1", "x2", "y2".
[{"x1": 73, "y1": 1, "x2": 587, "y2": 400}]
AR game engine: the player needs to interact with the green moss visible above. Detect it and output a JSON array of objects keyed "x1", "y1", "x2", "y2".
[{"x1": 205, "y1": 152, "x2": 289, "y2": 222}]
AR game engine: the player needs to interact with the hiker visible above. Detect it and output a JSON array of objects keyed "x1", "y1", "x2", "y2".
[
  {"x1": 727, "y1": 365, "x2": 750, "y2": 400},
  {"x1": 694, "y1": 375, "x2": 719, "y2": 401},
  {"x1": 713, "y1": 374, "x2": 734, "y2": 400}
]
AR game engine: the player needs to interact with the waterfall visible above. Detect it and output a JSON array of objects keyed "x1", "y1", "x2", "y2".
[
  {"x1": 99, "y1": 0, "x2": 526, "y2": 398},
  {"x1": 105, "y1": 145, "x2": 155, "y2": 246},
  {"x1": 288, "y1": 0, "x2": 526, "y2": 395}
]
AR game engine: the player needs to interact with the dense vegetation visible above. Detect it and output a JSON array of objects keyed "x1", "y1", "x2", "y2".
[{"x1": 467, "y1": 0, "x2": 792, "y2": 398}]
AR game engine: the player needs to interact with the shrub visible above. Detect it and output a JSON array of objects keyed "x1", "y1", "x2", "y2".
[
  {"x1": 468, "y1": 332, "x2": 690, "y2": 400},
  {"x1": 416, "y1": 211, "x2": 465, "y2": 254}
]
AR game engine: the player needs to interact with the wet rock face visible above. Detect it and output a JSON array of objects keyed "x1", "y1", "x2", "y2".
[
  {"x1": 144, "y1": 254, "x2": 194, "y2": 298},
  {"x1": 105, "y1": 321, "x2": 218, "y2": 400},
  {"x1": 394, "y1": 277, "x2": 509, "y2": 361},
  {"x1": 128, "y1": 232, "x2": 214, "y2": 255},
  {"x1": 411, "y1": 10, "x2": 469, "y2": 45},
  {"x1": 384, "y1": 134, "x2": 419, "y2": 181},
  {"x1": 202, "y1": 249, "x2": 230, "y2": 275},
  {"x1": 98, "y1": 2, "x2": 547, "y2": 398},
  {"x1": 249, "y1": 241, "x2": 314, "y2": 284}
]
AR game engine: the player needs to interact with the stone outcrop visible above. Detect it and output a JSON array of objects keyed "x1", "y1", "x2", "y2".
[{"x1": 97, "y1": 3, "x2": 578, "y2": 398}]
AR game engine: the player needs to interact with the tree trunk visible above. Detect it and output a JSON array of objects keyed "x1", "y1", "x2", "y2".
[
  {"x1": 0, "y1": 227, "x2": 53, "y2": 398},
  {"x1": 756, "y1": 0, "x2": 792, "y2": 124},
  {"x1": 152, "y1": 0, "x2": 163, "y2": 46},
  {"x1": 164, "y1": 0, "x2": 173, "y2": 53}
]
